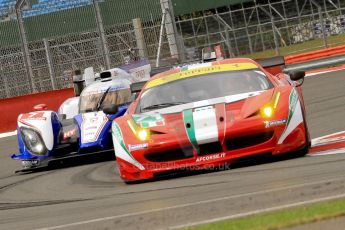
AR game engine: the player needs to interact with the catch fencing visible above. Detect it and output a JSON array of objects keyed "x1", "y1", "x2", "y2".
[
  {"x1": 175, "y1": 0, "x2": 345, "y2": 60},
  {"x1": 0, "y1": 0, "x2": 345, "y2": 99}
]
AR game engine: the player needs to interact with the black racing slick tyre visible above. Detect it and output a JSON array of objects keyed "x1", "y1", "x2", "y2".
[
  {"x1": 294, "y1": 142, "x2": 309, "y2": 157},
  {"x1": 295, "y1": 119, "x2": 310, "y2": 157}
]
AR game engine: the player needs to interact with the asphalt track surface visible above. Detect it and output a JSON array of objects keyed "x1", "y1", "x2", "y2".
[{"x1": 1, "y1": 70, "x2": 345, "y2": 230}]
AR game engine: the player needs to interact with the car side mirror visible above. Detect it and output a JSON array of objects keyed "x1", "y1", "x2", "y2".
[
  {"x1": 58, "y1": 114, "x2": 67, "y2": 120},
  {"x1": 289, "y1": 71, "x2": 305, "y2": 86},
  {"x1": 290, "y1": 71, "x2": 305, "y2": 81},
  {"x1": 103, "y1": 105, "x2": 119, "y2": 115}
]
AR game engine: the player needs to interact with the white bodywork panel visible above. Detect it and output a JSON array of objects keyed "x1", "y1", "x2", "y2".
[
  {"x1": 108, "y1": 60, "x2": 151, "y2": 83},
  {"x1": 126, "y1": 64, "x2": 151, "y2": 82},
  {"x1": 84, "y1": 67, "x2": 95, "y2": 86},
  {"x1": 193, "y1": 106, "x2": 219, "y2": 145},
  {"x1": 80, "y1": 111, "x2": 108, "y2": 144},
  {"x1": 106, "y1": 68, "x2": 133, "y2": 81},
  {"x1": 58, "y1": 97, "x2": 79, "y2": 120}
]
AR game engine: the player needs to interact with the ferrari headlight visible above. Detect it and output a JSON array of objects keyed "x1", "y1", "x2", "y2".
[
  {"x1": 138, "y1": 129, "x2": 150, "y2": 141},
  {"x1": 128, "y1": 119, "x2": 151, "y2": 141},
  {"x1": 261, "y1": 106, "x2": 274, "y2": 118},
  {"x1": 260, "y1": 92, "x2": 280, "y2": 119},
  {"x1": 20, "y1": 127, "x2": 48, "y2": 156}
]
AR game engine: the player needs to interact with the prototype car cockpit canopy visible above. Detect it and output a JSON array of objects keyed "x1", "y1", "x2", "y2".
[{"x1": 79, "y1": 75, "x2": 132, "y2": 113}]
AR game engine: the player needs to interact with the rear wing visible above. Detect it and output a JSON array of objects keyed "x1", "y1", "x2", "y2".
[
  {"x1": 150, "y1": 66, "x2": 172, "y2": 77},
  {"x1": 130, "y1": 66, "x2": 173, "y2": 95},
  {"x1": 129, "y1": 66, "x2": 175, "y2": 96},
  {"x1": 256, "y1": 56, "x2": 285, "y2": 75},
  {"x1": 257, "y1": 56, "x2": 285, "y2": 68},
  {"x1": 130, "y1": 81, "x2": 147, "y2": 94}
]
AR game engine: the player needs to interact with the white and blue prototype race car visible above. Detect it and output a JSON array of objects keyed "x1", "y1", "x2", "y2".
[{"x1": 12, "y1": 65, "x2": 150, "y2": 172}]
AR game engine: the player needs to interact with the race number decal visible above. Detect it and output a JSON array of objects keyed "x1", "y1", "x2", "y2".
[{"x1": 19, "y1": 112, "x2": 47, "y2": 121}]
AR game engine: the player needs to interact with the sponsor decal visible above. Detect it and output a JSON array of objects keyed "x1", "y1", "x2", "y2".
[
  {"x1": 128, "y1": 143, "x2": 149, "y2": 151},
  {"x1": 264, "y1": 119, "x2": 287, "y2": 128},
  {"x1": 132, "y1": 114, "x2": 165, "y2": 128},
  {"x1": 63, "y1": 129, "x2": 76, "y2": 140},
  {"x1": 196, "y1": 153, "x2": 226, "y2": 162},
  {"x1": 145, "y1": 63, "x2": 258, "y2": 89},
  {"x1": 195, "y1": 106, "x2": 212, "y2": 112},
  {"x1": 19, "y1": 112, "x2": 47, "y2": 121},
  {"x1": 22, "y1": 160, "x2": 40, "y2": 169}
]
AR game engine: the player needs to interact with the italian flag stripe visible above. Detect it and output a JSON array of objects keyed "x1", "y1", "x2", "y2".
[
  {"x1": 193, "y1": 106, "x2": 219, "y2": 145},
  {"x1": 112, "y1": 123, "x2": 136, "y2": 161},
  {"x1": 287, "y1": 88, "x2": 298, "y2": 125},
  {"x1": 183, "y1": 109, "x2": 200, "y2": 153},
  {"x1": 278, "y1": 88, "x2": 303, "y2": 144}
]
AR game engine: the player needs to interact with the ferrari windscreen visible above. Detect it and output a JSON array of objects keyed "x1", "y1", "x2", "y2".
[
  {"x1": 137, "y1": 69, "x2": 273, "y2": 113},
  {"x1": 80, "y1": 88, "x2": 132, "y2": 113}
]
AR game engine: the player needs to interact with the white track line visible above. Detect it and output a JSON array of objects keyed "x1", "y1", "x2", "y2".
[
  {"x1": 306, "y1": 70, "x2": 338, "y2": 77},
  {"x1": 0, "y1": 130, "x2": 17, "y2": 138},
  {"x1": 312, "y1": 130, "x2": 345, "y2": 144},
  {"x1": 310, "y1": 148, "x2": 345, "y2": 157},
  {"x1": 170, "y1": 193, "x2": 345, "y2": 229},
  {"x1": 305, "y1": 67, "x2": 345, "y2": 77},
  {"x1": 37, "y1": 177, "x2": 345, "y2": 230}
]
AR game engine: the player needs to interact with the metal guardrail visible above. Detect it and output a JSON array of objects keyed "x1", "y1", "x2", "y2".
[
  {"x1": 284, "y1": 54, "x2": 345, "y2": 72},
  {"x1": 285, "y1": 45, "x2": 345, "y2": 64}
]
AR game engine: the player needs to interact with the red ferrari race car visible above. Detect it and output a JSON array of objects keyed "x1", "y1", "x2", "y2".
[{"x1": 104, "y1": 57, "x2": 310, "y2": 182}]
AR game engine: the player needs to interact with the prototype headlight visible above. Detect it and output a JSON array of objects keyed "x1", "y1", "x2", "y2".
[{"x1": 20, "y1": 127, "x2": 48, "y2": 156}]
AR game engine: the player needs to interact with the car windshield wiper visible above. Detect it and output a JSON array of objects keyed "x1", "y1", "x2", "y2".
[
  {"x1": 141, "y1": 102, "x2": 188, "y2": 112},
  {"x1": 96, "y1": 87, "x2": 112, "y2": 111}
]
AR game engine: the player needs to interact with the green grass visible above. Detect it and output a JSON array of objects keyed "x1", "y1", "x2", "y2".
[
  {"x1": 186, "y1": 198, "x2": 345, "y2": 230},
  {"x1": 244, "y1": 33, "x2": 345, "y2": 59}
]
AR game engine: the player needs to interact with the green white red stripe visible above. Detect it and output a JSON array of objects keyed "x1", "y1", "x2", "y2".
[
  {"x1": 183, "y1": 106, "x2": 219, "y2": 152},
  {"x1": 278, "y1": 88, "x2": 304, "y2": 144},
  {"x1": 183, "y1": 109, "x2": 200, "y2": 153},
  {"x1": 193, "y1": 106, "x2": 219, "y2": 145},
  {"x1": 112, "y1": 123, "x2": 145, "y2": 170}
]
